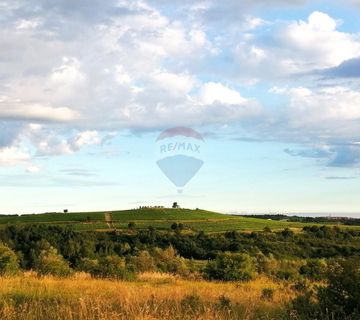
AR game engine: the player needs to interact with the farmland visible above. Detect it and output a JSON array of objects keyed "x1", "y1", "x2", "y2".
[{"x1": 0, "y1": 208, "x2": 356, "y2": 233}]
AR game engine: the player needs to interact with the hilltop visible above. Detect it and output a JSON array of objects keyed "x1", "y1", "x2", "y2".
[{"x1": 1, "y1": 207, "x2": 359, "y2": 233}]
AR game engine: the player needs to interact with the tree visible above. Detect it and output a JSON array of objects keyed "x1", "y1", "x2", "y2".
[
  {"x1": 318, "y1": 258, "x2": 360, "y2": 318},
  {"x1": 0, "y1": 243, "x2": 20, "y2": 276},
  {"x1": 63, "y1": 209, "x2": 68, "y2": 214},
  {"x1": 98, "y1": 256, "x2": 134, "y2": 280},
  {"x1": 172, "y1": 202, "x2": 179, "y2": 208},
  {"x1": 35, "y1": 247, "x2": 72, "y2": 277},
  {"x1": 204, "y1": 253, "x2": 256, "y2": 281},
  {"x1": 127, "y1": 251, "x2": 156, "y2": 273},
  {"x1": 291, "y1": 258, "x2": 360, "y2": 319}
]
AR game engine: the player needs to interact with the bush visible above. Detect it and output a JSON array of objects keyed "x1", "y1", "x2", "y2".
[
  {"x1": 299, "y1": 259, "x2": 327, "y2": 281},
  {"x1": 152, "y1": 247, "x2": 189, "y2": 276},
  {"x1": 98, "y1": 256, "x2": 130, "y2": 279},
  {"x1": 0, "y1": 243, "x2": 20, "y2": 276},
  {"x1": 274, "y1": 259, "x2": 301, "y2": 280},
  {"x1": 35, "y1": 247, "x2": 72, "y2": 277},
  {"x1": 78, "y1": 258, "x2": 100, "y2": 275},
  {"x1": 181, "y1": 294, "x2": 204, "y2": 314},
  {"x1": 291, "y1": 258, "x2": 360, "y2": 319},
  {"x1": 83, "y1": 256, "x2": 135, "y2": 280},
  {"x1": 128, "y1": 222, "x2": 136, "y2": 230},
  {"x1": 217, "y1": 295, "x2": 232, "y2": 310},
  {"x1": 261, "y1": 288, "x2": 274, "y2": 301},
  {"x1": 204, "y1": 253, "x2": 256, "y2": 281},
  {"x1": 127, "y1": 250, "x2": 156, "y2": 273},
  {"x1": 318, "y1": 258, "x2": 360, "y2": 318}
]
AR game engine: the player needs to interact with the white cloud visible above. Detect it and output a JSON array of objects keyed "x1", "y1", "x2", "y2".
[
  {"x1": 26, "y1": 165, "x2": 41, "y2": 173},
  {"x1": 149, "y1": 70, "x2": 195, "y2": 98},
  {"x1": 1, "y1": 1, "x2": 359, "y2": 171},
  {"x1": 198, "y1": 82, "x2": 248, "y2": 105},
  {"x1": 232, "y1": 11, "x2": 360, "y2": 79},
  {"x1": 267, "y1": 85, "x2": 360, "y2": 144},
  {"x1": 284, "y1": 11, "x2": 360, "y2": 69},
  {"x1": 0, "y1": 147, "x2": 30, "y2": 166},
  {"x1": 0, "y1": 97, "x2": 79, "y2": 122},
  {"x1": 16, "y1": 18, "x2": 42, "y2": 30},
  {"x1": 70, "y1": 131, "x2": 101, "y2": 151}
]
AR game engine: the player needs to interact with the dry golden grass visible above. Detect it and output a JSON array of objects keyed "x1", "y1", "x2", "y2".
[{"x1": 0, "y1": 273, "x2": 294, "y2": 320}]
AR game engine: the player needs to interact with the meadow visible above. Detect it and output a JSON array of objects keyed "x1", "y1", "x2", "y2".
[
  {"x1": 0, "y1": 208, "x2": 359, "y2": 319},
  {"x1": 0, "y1": 272, "x2": 293, "y2": 320}
]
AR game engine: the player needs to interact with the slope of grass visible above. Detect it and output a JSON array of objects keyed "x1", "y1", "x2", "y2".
[
  {"x1": 0, "y1": 208, "x2": 358, "y2": 233},
  {"x1": 0, "y1": 208, "x2": 224, "y2": 224}
]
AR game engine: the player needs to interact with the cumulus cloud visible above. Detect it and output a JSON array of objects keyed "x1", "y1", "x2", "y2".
[
  {"x1": 198, "y1": 82, "x2": 248, "y2": 105},
  {"x1": 231, "y1": 11, "x2": 360, "y2": 80},
  {"x1": 1, "y1": 1, "x2": 360, "y2": 171},
  {"x1": 0, "y1": 147, "x2": 30, "y2": 166},
  {"x1": 267, "y1": 85, "x2": 360, "y2": 144}
]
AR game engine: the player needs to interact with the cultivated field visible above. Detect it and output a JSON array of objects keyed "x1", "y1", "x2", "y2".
[{"x1": 0, "y1": 208, "x2": 356, "y2": 233}]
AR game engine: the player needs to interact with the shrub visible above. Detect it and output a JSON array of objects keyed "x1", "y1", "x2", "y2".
[
  {"x1": 97, "y1": 256, "x2": 135, "y2": 280},
  {"x1": 299, "y1": 259, "x2": 327, "y2": 281},
  {"x1": 204, "y1": 252, "x2": 256, "y2": 281},
  {"x1": 181, "y1": 294, "x2": 204, "y2": 314},
  {"x1": 318, "y1": 258, "x2": 360, "y2": 318},
  {"x1": 78, "y1": 258, "x2": 100, "y2": 275},
  {"x1": 128, "y1": 222, "x2": 136, "y2": 230},
  {"x1": 217, "y1": 295, "x2": 232, "y2": 310},
  {"x1": 152, "y1": 247, "x2": 189, "y2": 276},
  {"x1": 35, "y1": 247, "x2": 72, "y2": 277},
  {"x1": 0, "y1": 243, "x2": 20, "y2": 276},
  {"x1": 281, "y1": 228, "x2": 294, "y2": 238},
  {"x1": 274, "y1": 259, "x2": 301, "y2": 280},
  {"x1": 291, "y1": 258, "x2": 360, "y2": 319},
  {"x1": 127, "y1": 250, "x2": 156, "y2": 273},
  {"x1": 261, "y1": 288, "x2": 274, "y2": 301},
  {"x1": 255, "y1": 253, "x2": 277, "y2": 275}
]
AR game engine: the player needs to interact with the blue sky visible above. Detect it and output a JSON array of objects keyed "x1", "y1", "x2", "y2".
[{"x1": 1, "y1": 0, "x2": 360, "y2": 216}]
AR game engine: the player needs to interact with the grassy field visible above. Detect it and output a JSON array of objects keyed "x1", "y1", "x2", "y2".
[
  {"x1": 0, "y1": 208, "x2": 357, "y2": 233},
  {"x1": 0, "y1": 272, "x2": 293, "y2": 320}
]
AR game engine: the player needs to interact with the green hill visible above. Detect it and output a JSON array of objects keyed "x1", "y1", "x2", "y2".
[{"x1": 0, "y1": 207, "x2": 359, "y2": 233}]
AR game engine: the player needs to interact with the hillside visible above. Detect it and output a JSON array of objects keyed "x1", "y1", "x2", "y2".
[{"x1": 0, "y1": 207, "x2": 358, "y2": 233}]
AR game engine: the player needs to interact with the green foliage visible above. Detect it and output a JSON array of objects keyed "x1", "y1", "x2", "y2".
[
  {"x1": 127, "y1": 250, "x2": 156, "y2": 273},
  {"x1": 274, "y1": 260, "x2": 302, "y2": 280},
  {"x1": 0, "y1": 243, "x2": 19, "y2": 276},
  {"x1": 318, "y1": 258, "x2": 360, "y2": 318},
  {"x1": 291, "y1": 258, "x2": 360, "y2": 319},
  {"x1": 81, "y1": 255, "x2": 135, "y2": 280},
  {"x1": 281, "y1": 228, "x2": 294, "y2": 238},
  {"x1": 204, "y1": 252, "x2": 256, "y2": 281},
  {"x1": 299, "y1": 259, "x2": 327, "y2": 280},
  {"x1": 98, "y1": 256, "x2": 134, "y2": 279},
  {"x1": 35, "y1": 247, "x2": 72, "y2": 277},
  {"x1": 152, "y1": 247, "x2": 189, "y2": 276}
]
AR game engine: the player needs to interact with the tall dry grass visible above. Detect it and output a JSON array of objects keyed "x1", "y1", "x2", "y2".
[{"x1": 0, "y1": 272, "x2": 295, "y2": 320}]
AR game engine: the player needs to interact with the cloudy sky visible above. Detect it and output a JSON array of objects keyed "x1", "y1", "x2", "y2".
[{"x1": 1, "y1": 0, "x2": 360, "y2": 215}]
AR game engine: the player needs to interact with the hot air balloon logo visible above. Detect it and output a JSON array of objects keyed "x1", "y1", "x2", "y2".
[{"x1": 155, "y1": 127, "x2": 204, "y2": 193}]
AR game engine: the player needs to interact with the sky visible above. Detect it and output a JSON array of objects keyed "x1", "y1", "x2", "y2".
[{"x1": 1, "y1": 0, "x2": 360, "y2": 216}]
